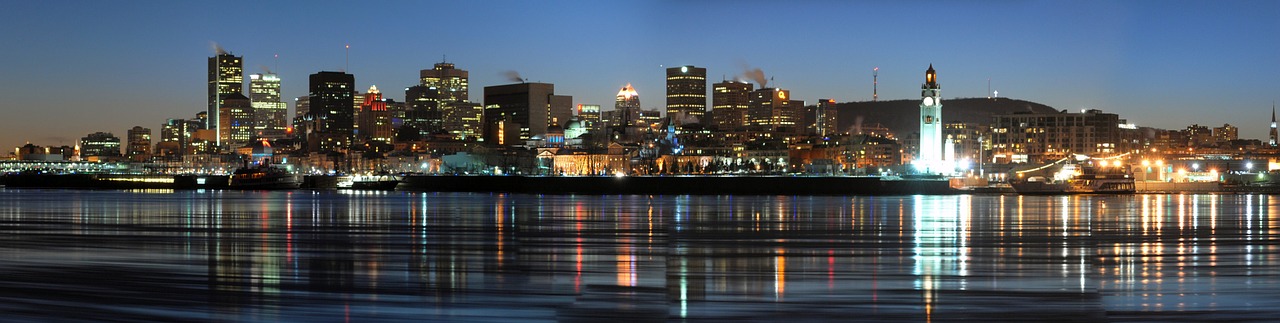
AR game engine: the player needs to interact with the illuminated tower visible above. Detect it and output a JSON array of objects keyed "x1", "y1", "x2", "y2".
[
  {"x1": 665, "y1": 65, "x2": 707, "y2": 126},
  {"x1": 358, "y1": 85, "x2": 393, "y2": 144},
  {"x1": 1271, "y1": 102, "x2": 1277, "y2": 147},
  {"x1": 307, "y1": 71, "x2": 355, "y2": 153},
  {"x1": 917, "y1": 64, "x2": 944, "y2": 172},
  {"x1": 614, "y1": 83, "x2": 641, "y2": 128},
  {"x1": 873, "y1": 67, "x2": 878, "y2": 102},
  {"x1": 208, "y1": 52, "x2": 243, "y2": 148},
  {"x1": 250, "y1": 73, "x2": 287, "y2": 139},
  {"x1": 712, "y1": 80, "x2": 752, "y2": 131},
  {"x1": 420, "y1": 62, "x2": 469, "y2": 102}
]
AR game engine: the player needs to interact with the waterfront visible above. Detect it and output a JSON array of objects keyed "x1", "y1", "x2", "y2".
[{"x1": 1, "y1": 189, "x2": 1278, "y2": 322}]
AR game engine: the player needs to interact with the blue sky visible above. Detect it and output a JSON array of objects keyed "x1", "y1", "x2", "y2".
[{"x1": 1, "y1": 0, "x2": 1277, "y2": 151}]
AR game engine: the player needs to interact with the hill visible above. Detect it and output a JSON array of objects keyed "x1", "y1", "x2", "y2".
[{"x1": 834, "y1": 98, "x2": 1059, "y2": 137}]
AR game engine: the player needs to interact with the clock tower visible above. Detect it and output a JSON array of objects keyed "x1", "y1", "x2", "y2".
[{"x1": 918, "y1": 64, "x2": 944, "y2": 172}]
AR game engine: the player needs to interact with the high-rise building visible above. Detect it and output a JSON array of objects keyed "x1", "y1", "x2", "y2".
[
  {"x1": 208, "y1": 53, "x2": 243, "y2": 147},
  {"x1": 917, "y1": 64, "x2": 946, "y2": 170},
  {"x1": 218, "y1": 93, "x2": 254, "y2": 148},
  {"x1": 249, "y1": 73, "x2": 287, "y2": 139},
  {"x1": 577, "y1": 104, "x2": 602, "y2": 134},
  {"x1": 483, "y1": 82, "x2": 572, "y2": 146},
  {"x1": 294, "y1": 96, "x2": 310, "y2": 119},
  {"x1": 746, "y1": 88, "x2": 795, "y2": 133},
  {"x1": 613, "y1": 83, "x2": 641, "y2": 128},
  {"x1": 405, "y1": 85, "x2": 442, "y2": 137},
  {"x1": 420, "y1": 62, "x2": 469, "y2": 102},
  {"x1": 307, "y1": 71, "x2": 355, "y2": 153},
  {"x1": 443, "y1": 101, "x2": 484, "y2": 140},
  {"x1": 126, "y1": 126, "x2": 152, "y2": 162},
  {"x1": 810, "y1": 99, "x2": 839, "y2": 137},
  {"x1": 712, "y1": 80, "x2": 752, "y2": 131},
  {"x1": 666, "y1": 65, "x2": 707, "y2": 125},
  {"x1": 357, "y1": 85, "x2": 393, "y2": 144},
  {"x1": 80, "y1": 132, "x2": 121, "y2": 158},
  {"x1": 159, "y1": 118, "x2": 201, "y2": 157}
]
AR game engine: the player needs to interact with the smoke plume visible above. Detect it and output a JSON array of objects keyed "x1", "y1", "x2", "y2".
[
  {"x1": 504, "y1": 70, "x2": 525, "y2": 83},
  {"x1": 209, "y1": 41, "x2": 227, "y2": 55},
  {"x1": 737, "y1": 61, "x2": 768, "y2": 88},
  {"x1": 854, "y1": 115, "x2": 864, "y2": 134},
  {"x1": 259, "y1": 65, "x2": 273, "y2": 74}
]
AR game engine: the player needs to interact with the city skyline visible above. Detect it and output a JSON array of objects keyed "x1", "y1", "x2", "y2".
[{"x1": 1, "y1": 1, "x2": 1278, "y2": 152}]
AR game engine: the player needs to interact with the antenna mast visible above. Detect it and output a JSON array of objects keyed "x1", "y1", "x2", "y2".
[{"x1": 873, "y1": 67, "x2": 878, "y2": 102}]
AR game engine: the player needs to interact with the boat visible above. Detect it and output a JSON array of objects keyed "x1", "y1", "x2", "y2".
[
  {"x1": 228, "y1": 160, "x2": 300, "y2": 190},
  {"x1": 336, "y1": 173, "x2": 401, "y2": 190},
  {"x1": 1011, "y1": 160, "x2": 1135, "y2": 194}
]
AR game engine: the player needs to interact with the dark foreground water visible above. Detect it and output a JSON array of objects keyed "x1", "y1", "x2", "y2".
[{"x1": 1, "y1": 189, "x2": 1278, "y2": 322}]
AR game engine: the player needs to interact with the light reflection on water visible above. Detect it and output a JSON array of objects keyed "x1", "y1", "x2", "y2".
[{"x1": 0, "y1": 189, "x2": 1278, "y2": 321}]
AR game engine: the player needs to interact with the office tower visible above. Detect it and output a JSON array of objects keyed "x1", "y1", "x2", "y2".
[
  {"x1": 218, "y1": 93, "x2": 254, "y2": 148},
  {"x1": 307, "y1": 71, "x2": 355, "y2": 153},
  {"x1": 483, "y1": 82, "x2": 572, "y2": 146},
  {"x1": 405, "y1": 85, "x2": 442, "y2": 137},
  {"x1": 80, "y1": 132, "x2": 121, "y2": 158},
  {"x1": 126, "y1": 126, "x2": 152, "y2": 162},
  {"x1": 811, "y1": 99, "x2": 839, "y2": 137},
  {"x1": 357, "y1": 85, "x2": 393, "y2": 144},
  {"x1": 208, "y1": 52, "x2": 243, "y2": 147},
  {"x1": 578, "y1": 104, "x2": 602, "y2": 134},
  {"x1": 443, "y1": 101, "x2": 484, "y2": 140},
  {"x1": 294, "y1": 96, "x2": 310, "y2": 119},
  {"x1": 991, "y1": 109, "x2": 1123, "y2": 164},
  {"x1": 249, "y1": 73, "x2": 287, "y2": 139},
  {"x1": 420, "y1": 61, "x2": 469, "y2": 102},
  {"x1": 613, "y1": 83, "x2": 641, "y2": 128},
  {"x1": 712, "y1": 80, "x2": 752, "y2": 131},
  {"x1": 747, "y1": 88, "x2": 795, "y2": 132},
  {"x1": 666, "y1": 65, "x2": 707, "y2": 125},
  {"x1": 160, "y1": 118, "x2": 201, "y2": 157}
]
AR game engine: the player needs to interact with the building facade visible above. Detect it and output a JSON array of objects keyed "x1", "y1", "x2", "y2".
[
  {"x1": 126, "y1": 126, "x2": 152, "y2": 162},
  {"x1": 357, "y1": 86, "x2": 393, "y2": 144},
  {"x1": 207, "y1": 53, "x2": 243, "y2": 148},
  {"x1": 712, "y1": 80, "x2": 752, "y2": 131},
  {"x1": 218, "y1": 93, "x2": 254, "y2": 148},
  {"x1": 990, "y1": 109, "x2": 1122, "y2": 164},
  {"x1": 482, "y1": 82, "x2": 572, "y2": 146},
  {"x1": 307, "y1": 71, "x2": 355, "y2": 153},
  {"x1": 249, "y1": 73, "x2": 288, "y2": 139},
  {"x1": 80, "y1": 132, "x2": 121, "y2": 158},
  {"x1": 665, "y1": 65, "x2": 707, "y2": 126}
]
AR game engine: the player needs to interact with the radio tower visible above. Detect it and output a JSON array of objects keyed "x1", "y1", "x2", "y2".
[{"x1": 873, "y1": 67, "x2": 878, "y2": 102}]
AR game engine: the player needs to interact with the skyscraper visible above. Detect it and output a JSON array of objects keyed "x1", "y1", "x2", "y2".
[
  {"x1": 208, "y1": 53, "x2": 243, "y2": 148},
  {"x1": 442, "y1": 101, "x2": 484, "y2": 140},
  {"x1": 666, "y1": 65, "x2": 707, "y2": 125},
  {"x1": 249, "y1": 73, "x2": 287, "y2": 139},
  {"x1": 405, "y1": 85, "x2": 442, "y2": 137},
  {"x1": 420, "y1": 62, "x2": 469, "y2": 102},
  {"x1": 810, "y1": 99, "x2": 839, "y2": 137},
  {"x1": 747, "y1": 87, "x2": 794, "y2": 133},
  {"x1": 712, "y1": 80, "x2": 752, "y2": 131},
  {"x1": 308, "y1": 71, "x2": 355, "y2": 153},
  {"x1": 483, "y1": 82, "x2": 572, "y2": 146},
  {"x1": 357, "y1": 85, "x2": 393, "y2": 144},
  {"x1": 126, "y1": 126, "x2": 152, "y2": 162},
  {"x1": 218, "y1": 93, "x2": 254, "y2": 148},
  {"x1": 613, "y1": 83, "x2": 641, "y2": 128}
]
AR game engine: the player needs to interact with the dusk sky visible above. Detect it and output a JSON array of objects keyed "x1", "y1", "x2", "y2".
[{"x1": 1, "y1": 1, "x2": 1277, "y2": 152}]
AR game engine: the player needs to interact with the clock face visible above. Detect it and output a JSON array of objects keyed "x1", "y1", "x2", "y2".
[{"x1": 923, "y1": 97, "x2": 935, "y2": 106}]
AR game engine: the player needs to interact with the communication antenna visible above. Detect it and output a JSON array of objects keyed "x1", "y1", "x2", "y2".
[
  {"x1": 345, "y1": 44, "x2": 350, "y2": 72},
  {"x1": 873, "y1": 67, "x2": 879, "y2": 102}
]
